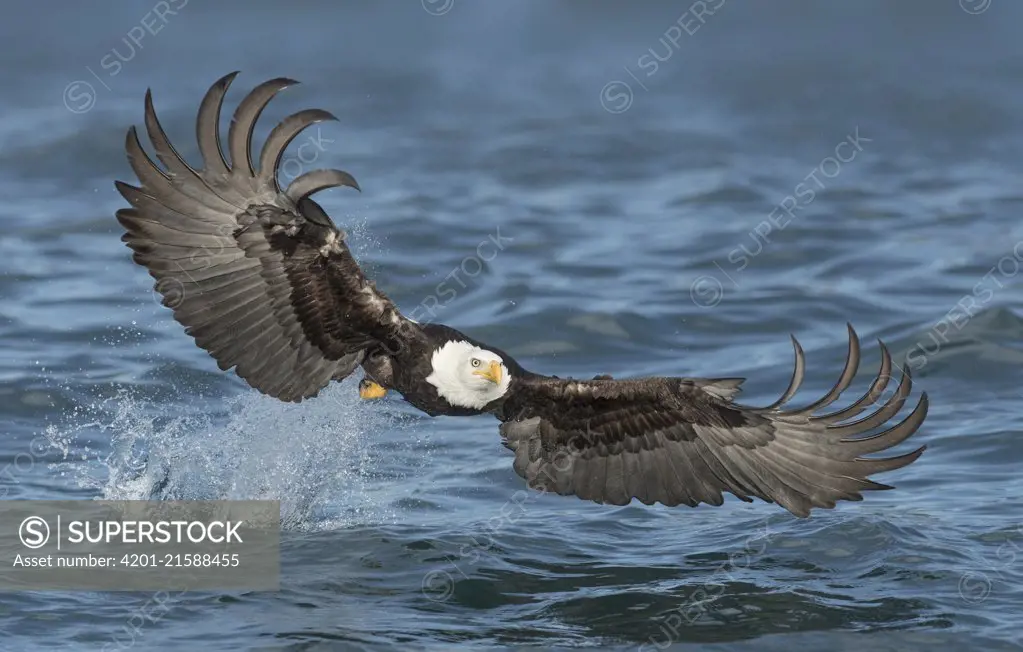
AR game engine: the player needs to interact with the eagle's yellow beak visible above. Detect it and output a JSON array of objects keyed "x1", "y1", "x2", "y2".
[
  {"x1": 473, "y1": 360, "x2": 503, "y2": 385},
  {"x1": 359, "y1": 378, "x2": 388, "y2": 400}
]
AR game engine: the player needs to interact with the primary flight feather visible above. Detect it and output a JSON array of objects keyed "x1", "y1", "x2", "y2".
[{"x1": 115, "y1": 72, "x2": 928, "y2": 518}]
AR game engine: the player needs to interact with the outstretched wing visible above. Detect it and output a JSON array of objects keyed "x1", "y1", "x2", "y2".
[
  {"x1": 499, "y1": 324, "x2": 927, "y2": 517},
  {"x1": 115, "y1": 72, "x2": 419, "y2": 402}
]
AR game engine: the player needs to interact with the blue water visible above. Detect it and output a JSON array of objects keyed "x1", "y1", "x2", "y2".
[{"x1": 2, "y1": 1, "x2": 1023, "y2": 649}]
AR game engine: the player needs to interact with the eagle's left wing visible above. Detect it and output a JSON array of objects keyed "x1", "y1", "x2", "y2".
[
  {"x1": 498, "y1": 324, "x2": 927, "y2": 517},
  {"x1": 114, "y1": 72, "x2": 424, "y2": 402}
]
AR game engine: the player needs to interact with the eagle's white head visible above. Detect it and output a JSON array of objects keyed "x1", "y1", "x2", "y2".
[{"x1": 425, "y1": 340, "x2": 511, "y2": 409}]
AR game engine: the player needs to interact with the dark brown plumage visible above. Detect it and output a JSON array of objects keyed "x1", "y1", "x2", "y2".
[
  {"x1": 115, "y1": 72, "x2": 928, "y2": 518},
  {"x1": 115, "y1": 71, "x2": 420, "y2": 402},
  {"x1": 497, "y1": 326, "x2": 927, "y2": 517}
]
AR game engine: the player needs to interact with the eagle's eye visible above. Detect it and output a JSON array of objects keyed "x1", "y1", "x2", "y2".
[{"x1": 470, "y1": 358, "x2": 481, "y2": 368}]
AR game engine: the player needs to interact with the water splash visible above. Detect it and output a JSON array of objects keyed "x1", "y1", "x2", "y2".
[{"x1": 47, "y1": 381, "x2": 397, "y2": 531}]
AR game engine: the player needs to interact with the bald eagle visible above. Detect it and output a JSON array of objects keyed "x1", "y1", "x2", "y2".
[{"x1": 115, "y1": 72, "x2": 927, "y2": 518}]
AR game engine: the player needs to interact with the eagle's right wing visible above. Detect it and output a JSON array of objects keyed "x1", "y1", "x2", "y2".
[
  {"x1": 499, "y1": 325, "x2": 927, "y2": 517},
  {"x1": 115, "y1": 72, "x2": 421, "y2": 402}
]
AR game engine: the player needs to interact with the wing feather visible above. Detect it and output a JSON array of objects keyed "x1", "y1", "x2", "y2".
[
  {"x1": 115, "y1": 72, "x2": 418, "y2": 402},
  {"x1": 499, "y1": 324, "x2": 927, "y2": 517},
  {"x1": 611, "y1": 455, "x2": 632, "y2": 505}
]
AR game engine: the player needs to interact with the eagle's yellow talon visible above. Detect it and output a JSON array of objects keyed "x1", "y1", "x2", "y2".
[{"x1": 359, "y1": 379, "x2": 388, "y2": 399}]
